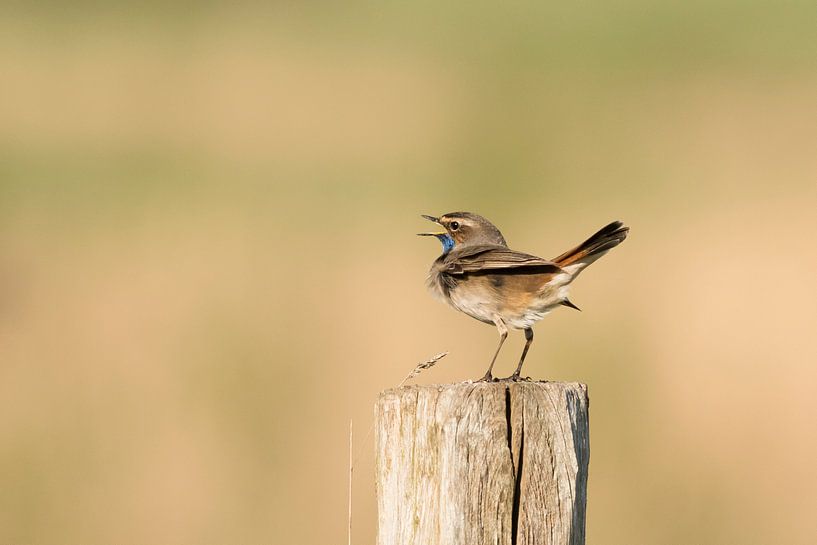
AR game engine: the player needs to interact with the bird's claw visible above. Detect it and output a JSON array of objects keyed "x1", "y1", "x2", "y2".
[{"x1": 506, "y1": 374, "x2": 533, "y2": 382}]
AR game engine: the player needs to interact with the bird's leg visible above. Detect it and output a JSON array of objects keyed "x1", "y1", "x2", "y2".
[
  {"x1": 510, "y1": 328, "x2": 534, "y2": 381},
  {"x1": 479, "y1": 319, "x2": 508, "y2": 382}
]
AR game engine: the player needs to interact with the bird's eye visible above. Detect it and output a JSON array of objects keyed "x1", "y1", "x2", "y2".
[{"x1": 450, "y1": 221, "x2": 460, "y2": 231}]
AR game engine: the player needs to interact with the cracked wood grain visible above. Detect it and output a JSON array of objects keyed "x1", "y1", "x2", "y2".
[{"x1": 375, "y1": 382, "x2": 588, "y2": 545}]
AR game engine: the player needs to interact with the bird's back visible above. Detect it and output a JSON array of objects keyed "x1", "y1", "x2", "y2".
[{"x1": 427, "y1": 245, "x2": 570, "y2": 329}]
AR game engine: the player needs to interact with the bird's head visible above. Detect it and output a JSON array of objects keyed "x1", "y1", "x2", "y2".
[{"x1": 418, "y1": 212, "x2": 507, "y2": 254}]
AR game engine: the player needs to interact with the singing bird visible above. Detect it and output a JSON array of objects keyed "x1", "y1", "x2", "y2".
[{"x1": 419, "y1": 212, "x2": 628, "y2": 381}]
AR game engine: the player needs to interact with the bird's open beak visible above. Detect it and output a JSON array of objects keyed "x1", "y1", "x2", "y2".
[{"x1": 417, "y1": 214, "x2": 446, "y2": 237}]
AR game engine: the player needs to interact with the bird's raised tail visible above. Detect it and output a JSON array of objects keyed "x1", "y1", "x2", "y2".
[{"x1": 552, "y1": 221, "x2": 629, "y2": 277}]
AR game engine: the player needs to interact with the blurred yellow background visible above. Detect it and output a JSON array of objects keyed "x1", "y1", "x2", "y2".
[{"x1": 2, "y1": 2, "x2": 816, "y2": 544}]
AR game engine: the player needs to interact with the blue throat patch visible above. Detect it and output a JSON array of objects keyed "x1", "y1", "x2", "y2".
[{"x1": 436, "y1": 233, "x2": 455, "y2": 254}]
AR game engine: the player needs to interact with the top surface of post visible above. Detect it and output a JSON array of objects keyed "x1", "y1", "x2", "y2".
[{"x1": 378, "y1": 380, "x2": 586, "y2": 395}]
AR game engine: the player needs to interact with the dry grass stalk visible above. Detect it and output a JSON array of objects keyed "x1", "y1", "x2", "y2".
[
  {"x1": 397, "y1": 351, "x2": 449, "y2": 387},
  {"x1": 348, "y1": 419, "x2": 353, "y2": 545}
]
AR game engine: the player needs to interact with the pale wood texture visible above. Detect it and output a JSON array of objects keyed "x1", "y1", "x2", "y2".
[{"x1": 375, "y1": 382, "x2": 589, "y2": 545}]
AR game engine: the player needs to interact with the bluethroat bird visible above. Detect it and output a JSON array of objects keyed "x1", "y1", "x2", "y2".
[{"x1": 419, "y1": 212, "x2": 628, "y2": 381}]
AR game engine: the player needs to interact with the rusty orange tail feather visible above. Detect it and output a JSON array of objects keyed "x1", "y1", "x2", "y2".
[{"x1": 552, "y1": 221, "x2": 629, "y2": 272}]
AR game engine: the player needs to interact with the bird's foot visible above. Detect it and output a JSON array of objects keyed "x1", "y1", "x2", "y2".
[{"x1": 477, "y1": 372, "x2": 497, "y2": 382}]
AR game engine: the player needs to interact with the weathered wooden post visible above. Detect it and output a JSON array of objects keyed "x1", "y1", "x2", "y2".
[{"x1": 375, "y1": 381, "x2": 589, "y2": 545}]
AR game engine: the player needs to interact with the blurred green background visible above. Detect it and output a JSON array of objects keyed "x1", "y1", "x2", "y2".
[{"x1": 2, "y1": 1, "x2": 817, "y2": 544}]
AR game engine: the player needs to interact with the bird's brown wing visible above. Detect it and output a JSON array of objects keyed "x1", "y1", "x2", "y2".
[{"x1": 441, "y1": 245, "x2": 564, "y2": 275}]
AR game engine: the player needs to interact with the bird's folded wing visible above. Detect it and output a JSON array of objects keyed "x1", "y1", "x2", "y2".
[{"x1": 442, "y1": 245, "x2": 564, "y2": 275}]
